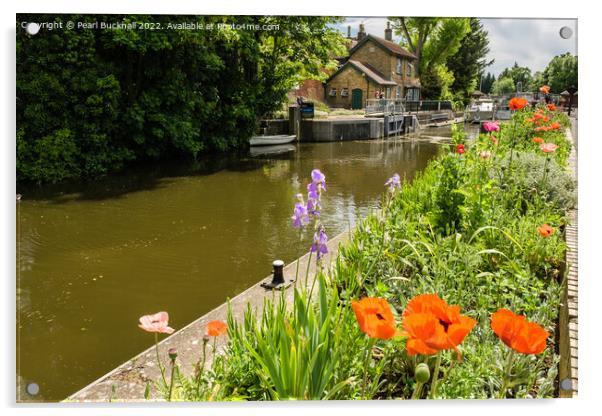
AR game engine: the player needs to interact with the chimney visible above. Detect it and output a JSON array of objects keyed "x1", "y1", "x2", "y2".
[
  {"x1": 347, "y1": 25, "x2": 351, "y2": 38},
  {"x1": 385, "y1": 21, "x2": 392, "y2": 41},
  {"x1": 357, "y1": 23, "x2": 366, "y2": 41}
]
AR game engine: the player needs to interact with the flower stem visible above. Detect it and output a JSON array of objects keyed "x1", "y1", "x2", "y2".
[
  {"x1": 498, "y1": 349, "x2": 515, "y2": 399},
  {"x1": 362, "y1": 338, "x2": 376, "y2": 400},
  {"x1": 154, "y1": 333, "x2": 167, "y2": 387},
  {"x1": 195, "y1": 340, "x2": 208, "y2": 399},
  {"x1": 304, "y1": 250, "x2": 313, "y2": 288},
  {"x1": 428, "y1": 353, "x2": 442, "y2": 399},
  {"x1": 411, "y1": 382, "x2": 424, "y2": 400},
  {"x1": 167, "y1": 359, "x2": 176, "y2": 401}
]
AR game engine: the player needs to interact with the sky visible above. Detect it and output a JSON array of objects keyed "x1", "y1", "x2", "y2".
[{"x1": 336, "y1": 17, "x2": 577, "y2": 76}]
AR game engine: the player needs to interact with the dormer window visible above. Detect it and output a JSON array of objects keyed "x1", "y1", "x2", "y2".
[{"x1": 396, "y1": 58, "x2": 402, "y2": 74}]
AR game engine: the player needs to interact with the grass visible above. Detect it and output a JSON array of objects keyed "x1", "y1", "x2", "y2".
[{"x1": 156, "y1": 104, "x2": 574, "y2": 401}]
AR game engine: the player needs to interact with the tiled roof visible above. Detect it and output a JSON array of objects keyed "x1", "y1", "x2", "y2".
[
  {"x1": 347, "y1": 60, "x2": 397, "y2": 86},
  {"x1": 349, "y1": 34, "x2": 417, "y2": 60}
]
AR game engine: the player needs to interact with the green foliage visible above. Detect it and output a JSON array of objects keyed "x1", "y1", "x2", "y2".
[
  {"x1": 448, "y1": 18, "x2": 494, "y2": 104},
  {"x1": 390, "y1": 17, "x2": 471, "y2": 99},
  {"x1": 499, "y1": 62, "x2": 533, "y2": 92},
  {"x1": 480, "y1": 72, "x2": 496, "y2": 94},
  {"x1": 491, "y1": 76, "x2": 516, "y2": 95},
  {"x1": 153, "y1": 76, "x2": 573, "y2": 403},
  {"x1": 541, "y1": 53, "x2": 578, "y2": 93},
  {"x1": 16, "y1": 14, "x2": 345, "y2": 183}
]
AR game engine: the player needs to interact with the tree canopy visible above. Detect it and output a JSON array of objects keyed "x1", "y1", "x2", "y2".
[
  {"x1": 390, "y1": 17, "x2": 472, "y2": 99},
  {"x1": 17, "y1": 14, "x2": 345, "y2": 183}
]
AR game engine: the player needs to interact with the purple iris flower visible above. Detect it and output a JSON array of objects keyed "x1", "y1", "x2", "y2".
[
  {"x1": 307, "y1": 182, "x2": 319, "y2": 200},
  {"x1": 385, "y1": 173, "x2": 401, "y2": 192},
  {"x1": 311, "y1": 169, "x2": 326, "y2": 191},
  {"x1": 291, "y1": 202, "x2": 309, "y2": 228},
  {"x1": 310, "y1": 228, "x2": 329, "y2": 259}
]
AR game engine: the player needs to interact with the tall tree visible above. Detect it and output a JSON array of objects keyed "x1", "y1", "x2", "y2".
[
  {"x1": 542, "y1": 53, "x2": 578, "y2": 93},
  {"x1": 390, "y1": 17, "x2": 471, "y2": 99},
  {"x1": 499, "y1": 62, "x2": 532, "y2": 92},
  {"x1": 447, "y1": 18, "x2": 493, "y2": 104},
  {"x1": 481, "y1": 72, "x2": 496, "y2": 94},
  {"x1": 491, "y1": 76, "x2": 515, "y2": 95}
]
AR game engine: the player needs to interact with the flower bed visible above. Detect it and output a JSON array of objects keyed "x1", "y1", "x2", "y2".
[{"x1": 140, "y1": 102, "x2": 575, "y2": 401}]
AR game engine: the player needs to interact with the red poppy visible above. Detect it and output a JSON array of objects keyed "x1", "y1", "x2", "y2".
[
  {"x1": 550, "y1": 122, "x2": 562, "y2": 130},
  {"x1": 456, "y1": 144, "x2": 465, "y2": 154},
  {"x1": 400, "y1": 294, "x2": 476, "y2": 356},
  {"x1": 540, "y1": 143, "x2": 558, "y2": 153},
  {"x1": 508, "y1": 97, "x2": 529, "y2": 110},
  {"x1": 534, "y1": 126, "x2": 551, "y2": 132},
  {"x1": 532, "y1": 137, "x2": 544, "y2": 144},
  {"x1": 537, "y1": 223, "x2": 554, "y2": 237},
  {"x1": 547, "y1": 103, "x2": 557, "y2": 111},
  {"x1": 539, "y1": 85, "x2": 551, "y2": 94},
  {"x1": 352, "y1": 297, "x2": 399, "y2": 339},
  {"x1": 491, "y1": 309, "x2": 549, "y2": 355},
  {"x1": 206, "y1": 320, "x2": 228, "y2": 336}
]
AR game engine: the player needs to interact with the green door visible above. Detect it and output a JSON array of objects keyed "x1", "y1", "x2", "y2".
[{"x1": 351, "y1": 88, "x2": 363, "y2": 109}]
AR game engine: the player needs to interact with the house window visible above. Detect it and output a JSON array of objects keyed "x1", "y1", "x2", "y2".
[
  {"x1": 396, "y1": 58, "x2": 402, "y2": 74},
  {"x1": 406, "y1": 62, "x2": 413, "y2": 78},
  {"x1": 341, "y1": 88, "x2": 349, "y2": 97},
  {"x1": 329, "y1": 88, "x2": 337, "y2": 97},
  {"x1": 396, "y1": 86, "x2": 401, "y2": 98}
]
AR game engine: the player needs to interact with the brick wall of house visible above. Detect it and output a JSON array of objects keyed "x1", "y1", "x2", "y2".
[
  {"x1": 325, "y1": 65, "x2": 379, "y2": 108},
  {"x1": 292, "y1": 79, "x2": 325, "y2": 102},
  {"x1": 349, "y1": 39, "x2": 391, "y2": 76}
]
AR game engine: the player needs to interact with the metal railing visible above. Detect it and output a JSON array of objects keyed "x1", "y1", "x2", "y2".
[
  {"x1": 403, "y1": 100, "x2": 452, "y2": 112},
  {"x1": 365, "y1": 99, "x2": 405, "y2": 115}
]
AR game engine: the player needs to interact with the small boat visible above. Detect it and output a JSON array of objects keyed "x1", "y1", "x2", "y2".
[{"x1": 249, "y1": 134, "x2": 296, "y2": 146}]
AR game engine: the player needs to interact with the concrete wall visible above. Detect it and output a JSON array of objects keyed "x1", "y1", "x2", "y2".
[
  {"x1": 299, "y1": 118, "x2": 383, "y2": 142},
  {"x1": 261, "y1": 119, "x2": 289, "y2": 135}
]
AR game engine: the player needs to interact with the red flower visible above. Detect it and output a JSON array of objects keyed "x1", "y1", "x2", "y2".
[
  {"x1": 206, "y1": 320, "x2": 228, "y2": 336},
  {"x1": 534, "y1": 126, "x2": 551, "y2": 132},
  {"x1": 537, "y1": 223, "x2": 554, "y2": 237},
  {"x1": 491, "y1": 309, "x2": 549, "y2": 355},
  {"x1": 508, "y1": 97, "x2": 529, "y2": 110},
  {"x1": 547, "y1": 103, "x2": 556, "y2": 111},
  {"x1": 456, "y1": 144, "x2": 465, "y2": 154},
  {"x1": 550, "y1": 121, "x2": 562, "y2": 130},
  {"x1": 400, "y1": 294, "x2": 476, "y2": 356},
  {"x1": 490, "y1": 136, "x2": 498, "y2": 145},
  {"x1": 352, "y1": 297, "x2": 399, "y2": 339},
  {"x1": 532, "y1": 137, "x2": 544, "y2": 144},
  {"x1": 539, "y1": 85, "x2": 551, "y2": 94},
  {"x1": 540, "y1": 143, "x2": 558, "y2": 153}
]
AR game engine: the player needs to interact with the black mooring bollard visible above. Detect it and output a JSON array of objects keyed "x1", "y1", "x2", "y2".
[{"x1": 261, "y1": 259, "x2": 291, "y2": 290}]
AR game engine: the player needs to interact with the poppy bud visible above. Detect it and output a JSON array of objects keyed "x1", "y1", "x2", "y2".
[
  {"x1": 203, "y1": 334, "x2": 210, "y2": 344},
  {"x1": 415, "y1": 363, "x2": 430, "y2": 384},
  {"x1": 168, "y1": 347, "x2": 178, "y2": 361}
]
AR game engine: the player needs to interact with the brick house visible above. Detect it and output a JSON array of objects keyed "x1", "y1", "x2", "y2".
[{"x1": 325, "y1": 23, "x2": 421, "y2": 109}]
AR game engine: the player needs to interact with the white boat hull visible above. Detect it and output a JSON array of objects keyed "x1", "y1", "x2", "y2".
[{"x1": 249, "y1": 135, "x2": 296, "y2": 146}]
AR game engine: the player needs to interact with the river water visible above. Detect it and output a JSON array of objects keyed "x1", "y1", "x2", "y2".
[{"x1": 16, "y1": 126, "x2": 472, "y2": 401}]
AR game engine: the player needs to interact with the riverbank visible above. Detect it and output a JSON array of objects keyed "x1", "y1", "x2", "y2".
[
  {"x1": 64, "y1": 108, "x2": 575, "y2": 401},
  {"x1": 66, "y1": 231, "x2": 350, "y2": 402}
]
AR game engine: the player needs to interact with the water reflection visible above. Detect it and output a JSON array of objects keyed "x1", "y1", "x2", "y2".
[{"x1": 17, "y1": 128, "x2": 472, "y2": 401}]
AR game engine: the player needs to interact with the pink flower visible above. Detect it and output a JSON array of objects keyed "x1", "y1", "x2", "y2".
[
  {"x1": 139, "y1": 311, "x2": 175, "y2": 334},
  {"x1": 540, "y1": 143, "x2": 558, "y2": 153},
  {"x1": 479, "y1": 151, "x2": 492, "y2": 160},
  {"x1": 482, "y1": 122, "x2": 500, "y2": 132}
]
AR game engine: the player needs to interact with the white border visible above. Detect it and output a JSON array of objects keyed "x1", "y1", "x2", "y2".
[{"x1": 2, "y1": 1, "x2": 600, "y2": 415}]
